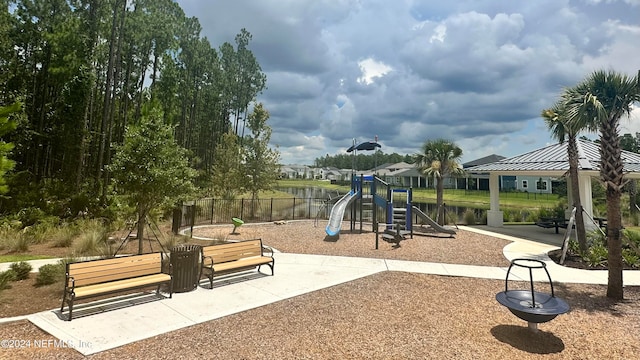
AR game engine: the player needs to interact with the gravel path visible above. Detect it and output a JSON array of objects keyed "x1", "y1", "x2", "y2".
[{"x1": 1, "y1": 220, "x2": 639, "y2": 359}]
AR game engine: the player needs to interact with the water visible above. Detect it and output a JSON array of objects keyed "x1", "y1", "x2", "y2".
[
  {"x1": 277, "y1": 187, "x2": 344, "y2": 200},
  {"x1": 277, "y1": 186, "x2": 488, "y2": 223}
]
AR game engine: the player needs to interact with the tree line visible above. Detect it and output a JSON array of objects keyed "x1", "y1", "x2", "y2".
[
  {"x1": 0, "y1": 1, "x2": 275, "y2": 216},
  {"x1": 313, "y1": 152, "x2": 415, "y2": 170}
]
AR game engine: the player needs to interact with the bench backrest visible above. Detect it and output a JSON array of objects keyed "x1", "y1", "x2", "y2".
[
  {"x1": 202, "y1": 239, "x2": 264, "y2": 265},
  {"x1": 66, "y1": 253, "x2": 165, "y2": 287}
]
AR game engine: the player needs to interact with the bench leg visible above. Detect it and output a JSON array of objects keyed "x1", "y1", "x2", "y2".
[
  {"x1": 258, "y1": 262, "x2": 275, "y2": 275},
  {"x1": 60, "y1": 292, "x2": 67, "y2": 313},
  {"x1": 157, "y1": 282, "x2": 173, "y2": 298},
  {"x1": 67, "y1": 295, "x2": 75, "y2": 321}
]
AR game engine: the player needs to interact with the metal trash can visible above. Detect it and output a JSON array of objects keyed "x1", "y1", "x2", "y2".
[{"x1": 170, "y1": 244, "x2": 202, "y2": 293}]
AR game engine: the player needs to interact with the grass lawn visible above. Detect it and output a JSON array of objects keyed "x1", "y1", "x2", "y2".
[
  {"x1": 277, "y1": 179, "x2": 562, "y2": 210},
  {"x1": 0, "y1": 254, "x2": 55, "y2": 263}
]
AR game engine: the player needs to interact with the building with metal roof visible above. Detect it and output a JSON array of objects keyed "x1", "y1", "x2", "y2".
[{"x1": 466, "y1": 139, "x2": 640, "y2": 227}]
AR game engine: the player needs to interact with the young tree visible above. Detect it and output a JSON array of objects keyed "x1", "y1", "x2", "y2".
[
  {"x1": 414, "y1": 139, "x2": 464, "y2": 225},
  {"x1": 109, "y1": 107, "x2": 196, "y2": 254},
  {"x1": 564, "y1": 69, "x2": 640, "y2": 299},
  {"x1": 242, "y1": 103, "x2": 280, "y2": 205},
  {"x1": 211, "y1": 132, "x2": 244, "y2": 200},
  {"x1": 0, "y1": 103, "x2": 19, "y2": 195}
]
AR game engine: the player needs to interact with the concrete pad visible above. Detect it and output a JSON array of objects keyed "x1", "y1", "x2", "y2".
[{"x1": 28, "y1": 253, "x2": 385, "y2": 356}]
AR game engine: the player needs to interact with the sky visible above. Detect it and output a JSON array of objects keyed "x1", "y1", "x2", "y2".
[{"x1": 177, "y1": 0, "x2": 640, "y2": 166}]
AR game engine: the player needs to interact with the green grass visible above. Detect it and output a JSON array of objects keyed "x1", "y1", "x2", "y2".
[
  {"x1": 410, "y1": 188, "x2": 560, "y2": 209},
  {"x1": 278, "y1": 179, "x2": 562, "y2": 210},
  {"x1": 0, "y1": 254, "x2": 55, "y2": 263}
]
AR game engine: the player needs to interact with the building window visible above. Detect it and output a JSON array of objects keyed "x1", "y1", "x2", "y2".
[
  {"x1": 522, "y1": 180, "x2": 528, "y2": 189},
  {"x1": 536, "y1": 179, "x2": 547, "y2": 190}
]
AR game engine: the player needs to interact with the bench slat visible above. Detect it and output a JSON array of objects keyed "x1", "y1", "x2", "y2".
[
  {"x1": 69, "y1": 253, "x2": 161, "y2": 271},
  {"x1": 212, "y1": 256, "x2": 273, "y2": 272},
  {"x1": 71, "y1": 264, "x2": 165, "y2": 287},
  {"x1": 73, "y1": 274, "x2": 171, "y2": 298}
]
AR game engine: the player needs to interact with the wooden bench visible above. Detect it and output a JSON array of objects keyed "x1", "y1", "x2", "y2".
[
  {"x1": 200, "y1": 239, "x2": 274, "y2": 289},
  {"x1": 60, "y1": 252, "x2": 173, "y2": 321}
]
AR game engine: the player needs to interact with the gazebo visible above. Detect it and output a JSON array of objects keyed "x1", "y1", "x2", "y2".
[{"x1": 467, "y1": 139, "x2": 640, "y2": 228}]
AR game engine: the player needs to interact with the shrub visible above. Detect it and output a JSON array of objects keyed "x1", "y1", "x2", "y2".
[
  {"x1": 161, "y1": 233, "x2": 189, "y2": 250},
  {"x1": 622, "y1": 249, "x2": 639, "y2": 268},
  {"x1": 0, "y1": 270, "x2": 16, "y2": 290},
  {"x1": 6, "y1": 232, "x2": 31, "y2": 252},
  {"x1": 35, "y1": 263, "x2": 65, "y2": 286},
  {"x1": 463, "y1": 209, "x2": 476, "y2": 225},
  {"x1": 9, "y1": 261, "x2": 32, "y2": 280},
  {"x1": 73, "y1": 219, "x2": 109, "y2": 256},
  {"x1": 51, "y1": 224, "x2": 77, "y2": 248},
  {"x1": 582, "y1": 243, "x2": 608, "y2": 267}
]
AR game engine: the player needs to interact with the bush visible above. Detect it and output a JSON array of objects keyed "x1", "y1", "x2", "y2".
[
  {"x1": 73, "y1": 219, "x2": 109, "y2": 256},
  {"x1": 51, "y1": 225, "x2": 76, "y2": 248},
  {"x1": 622, "y1": 249, "x2": 639, "y2": 268},
  {"x1": 9, "y1": 261, "x2": 32, "y2": 280},
  {"x1": 463, "y1": 209, "x2": 476, "y2": 225},
  {"x1": 161, "y1": 233, "x2": 189, "y2": 250},
  {"x1": 0, "y1": 270, "x2": 16, "y2": 290},
  {"x1": 6, "y1": 232, "x2": 31, "y2": 252},
  {"x1": 35, "y1": 263, "x2": 65, "y2": 287}
]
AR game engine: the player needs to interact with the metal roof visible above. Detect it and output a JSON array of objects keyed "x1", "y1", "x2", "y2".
[
  {"x1": 463, "y1": 154, "x2": 506, "y2": 168},
  {"x1": 467, "y1": 139, "x2": 640, "y2": 176}
]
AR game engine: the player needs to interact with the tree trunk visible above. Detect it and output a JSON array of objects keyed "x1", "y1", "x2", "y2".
[
  {"x1": 568, "y1": 137, "x2": 588, "y2": 252},
  {"x1": 606, "y1": 188, "x2": 624, "y2": 299},
  {"x1": 137, "y1": 206, "x2": 146, "y2": 255},
  {"x1": 600, "y1": 115, "x2": 624, "y2": 299}
]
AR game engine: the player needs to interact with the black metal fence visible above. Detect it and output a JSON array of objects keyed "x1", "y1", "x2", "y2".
[{"x1": 173, "y1": 197, "x2": 336, "y2": 233}]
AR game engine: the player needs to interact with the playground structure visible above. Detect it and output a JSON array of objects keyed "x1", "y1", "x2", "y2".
[
  {"x1": 495, "y1": 258, "x2": 570, "y2": 332},
  {"x1": 325, "y1": 174, "x2": 457, "y2": 248},
  {"x1": 325, "y1": 138, "x2": 457, "y2": 247}
]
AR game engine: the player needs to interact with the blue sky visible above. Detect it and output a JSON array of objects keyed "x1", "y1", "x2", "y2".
[{"x1": 177, "y1": 0, "x2": 640, "y2": 165}]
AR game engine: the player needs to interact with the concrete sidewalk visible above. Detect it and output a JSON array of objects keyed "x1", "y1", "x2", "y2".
[{"x1": 0, "y1": 226, "x2": 637, "y2": 355}]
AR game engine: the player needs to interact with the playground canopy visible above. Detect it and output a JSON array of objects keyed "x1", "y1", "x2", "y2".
[{"x1": 347, "y1": 141, "x2": 381, "y2": 152}]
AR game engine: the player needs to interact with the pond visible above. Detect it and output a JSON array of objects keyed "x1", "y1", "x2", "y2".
[{"x1": 277, "y1": 186, "x2": 491, "y2": 224}]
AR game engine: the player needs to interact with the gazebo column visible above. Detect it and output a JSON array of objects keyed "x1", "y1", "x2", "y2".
[
  {"x1": 487, "y1": 173, "x2": 503, "y2": 227},
  {"x1": 566, "y1": 173, "x2": 596, "y2": 229},
  {"x1": 579, "y1": 174, "x2": 596, "y2": 230}
]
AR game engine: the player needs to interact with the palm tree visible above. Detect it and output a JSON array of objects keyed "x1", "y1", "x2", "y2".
[
  {"x1": 542, "y1": 102, "x2": 588, "y2": 253},
  {"x1": 564, "y1": 69, "x2": 640, "y2": 299},
  {"x1": 415, "y1": 139, "x2": 465, "y2": 225}
]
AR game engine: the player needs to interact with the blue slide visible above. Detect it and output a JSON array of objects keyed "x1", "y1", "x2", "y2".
[{"x1": 325, "y1": 190, "x2": 359, "y2": 236}]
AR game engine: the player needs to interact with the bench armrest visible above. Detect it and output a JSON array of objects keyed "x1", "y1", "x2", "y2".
[
  {"x1": 202, "y1": 255, "x2": 214, "y2": 268},
  {"x1": 65, "y1": 275, "x2": 76, "y2": 292},
  {"x1": 262, "y1": 245, "x2": 274, "y2": 257}
]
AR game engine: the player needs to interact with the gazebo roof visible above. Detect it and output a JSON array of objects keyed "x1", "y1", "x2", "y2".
[{"x1": 467, "y1": 139, "x2": 640, "y2": 176}]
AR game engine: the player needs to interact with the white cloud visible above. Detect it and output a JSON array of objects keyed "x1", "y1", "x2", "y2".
[{"x1": 357, "y1": 58, "x2": 393, "y2": 85}]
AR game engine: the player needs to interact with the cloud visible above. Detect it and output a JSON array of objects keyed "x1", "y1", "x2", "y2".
[{"x1": 177, "y1": 0, "x2": 640, "y2": 165}]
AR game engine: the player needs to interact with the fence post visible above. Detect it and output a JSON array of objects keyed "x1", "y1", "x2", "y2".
[
  {"x1": 241, "y1": 199, "x2": 245, "y2": 220},
  {"x1": 270, "y1": 198, "x2": 273, "y2": 222},
  {"x1": 189, "y1": 204, "x2": 195, "y2": 238},
  {"x1": 308, "y1": 197, "x2": 312, "y2": 219},
  {"x1": 293, "y1": 198, "x2": 296, "y2": 220},
  {"x1": 210, "y1": 198, "x2": 215, "y2": 224}
]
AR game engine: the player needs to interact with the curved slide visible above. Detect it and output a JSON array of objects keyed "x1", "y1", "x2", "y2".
[
  {"x1": 412, "y1": 206, "x2": 456, "y2": 236},
  {"x1": 325, "y1": 190, "x2": 359, "y2": 236}
]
